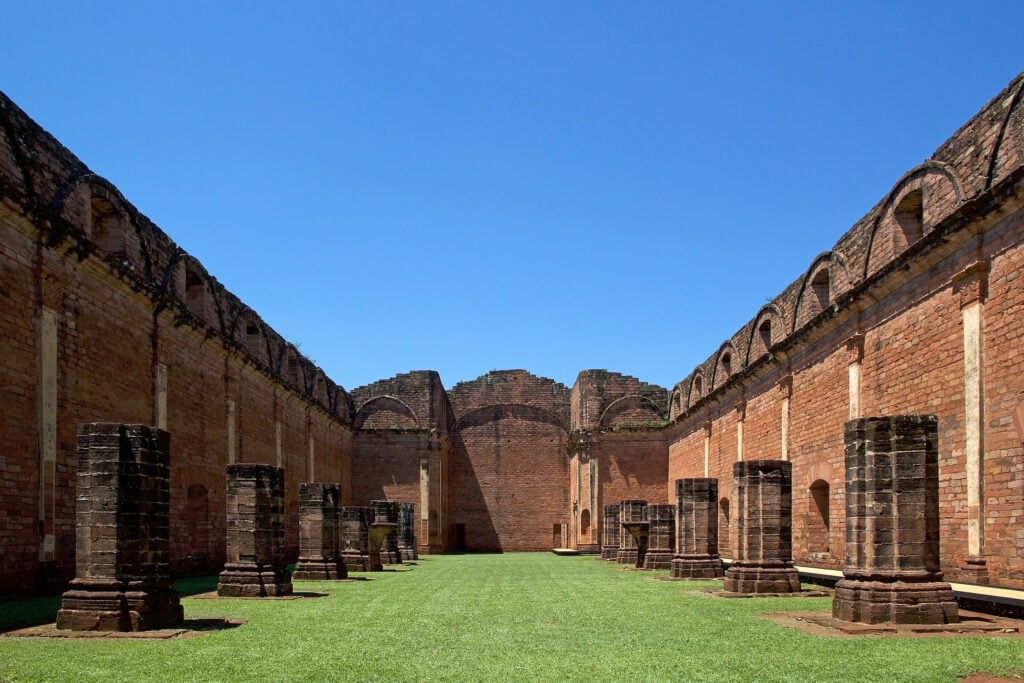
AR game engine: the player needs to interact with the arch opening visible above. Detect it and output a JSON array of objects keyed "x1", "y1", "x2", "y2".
[{"x1": 807, "y1": 479, "x2": 830, "y2": 555}]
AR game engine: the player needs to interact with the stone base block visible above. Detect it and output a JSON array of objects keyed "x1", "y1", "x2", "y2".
[
  {"x1": 601, "y1": 547, "x2": 618, "y2": 561},
  {"x1": 833, "y1": 577, "x2": 959, "y2": 624},
  {"x1": 56, "y1": 580, "x2": 182, "y2": 631},
  {"x1": 670, "y1": 556, "x2": 725, "y2": 579},
  {"x1": 616, "y1": 550, "x2": 639, "y2": 565},
  {"x1": 341, "y1": 552, "x2": 370, "y2": 572},
  {"x1": 724, "y1": 562, "x2": 800, "y2": 593},
  {"x1": 643, "y1": 550, "x2": 674, "y2": 570},
  {"x1": 400, "y1": 548, "x2": 417, "y2": 562},
  {"x1": 217, "y1": 564, "x2": 293, "y2": 597},
  {"x1": 292, "y1": 557, "x2": 347, "y2": 581}
]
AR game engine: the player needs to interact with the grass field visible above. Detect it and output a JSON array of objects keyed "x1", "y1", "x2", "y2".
[{"x1": 1, "y1": 553, "x2": 1023, "y2": 682}]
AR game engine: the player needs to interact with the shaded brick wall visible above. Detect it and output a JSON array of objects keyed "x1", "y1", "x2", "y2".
[{"x1": 447, "y1": 371, "x2": 570, "y2": 551}]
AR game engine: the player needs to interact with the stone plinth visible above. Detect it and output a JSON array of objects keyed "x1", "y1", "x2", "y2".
[
  {"x1": 601, "y1": 504, "x2": 621, "y2": 561},
  {"x1": 340, "y1": 506, "x2": 371, "y2": 572},
  {"x1": 616, "y1": 500, "x2": 648, "y2": 565},
  {"x1": 371, "y1": 500, "x2": 402, "y2": 565},
  {"x1": 723, "y1": 460, "x2": 800, "y2": 593},
  {"x1": 57, "y1": 424, "x2": 183, "y2": 631},
  {"x1": 217, "y1": 464, "x2": 293, "y2": 597},
  {"x1": 643, "y1": 504, "x2": 675, "y2": 570},
  {"x1": 833, "y1": 416, "x2": 959, "y2": 624},
  {"x1": 398, "y1": 502, "x2": 418, "y2": 561},
  {"x1": 293, "y1": 483, "x2": 346, "y2": 581},
  {"x1": 671, "y1": 478, "x2": 724, "y2": 579}
]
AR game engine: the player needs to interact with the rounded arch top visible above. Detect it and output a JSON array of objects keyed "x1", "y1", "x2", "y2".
[
  {"x1": 355, "y1": 395, "x2": 421, "y2": 430},
  {"x1": 596, "y1": 394, "x2": 666, "y2": 429},
  {"x1": 792, "y1": 251, "x2": 848, "y2": 333}
]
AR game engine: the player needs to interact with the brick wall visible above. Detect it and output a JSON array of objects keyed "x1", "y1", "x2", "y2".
[{"x1": 666, "y1": 73, "x2": 1024, "y2": 586}]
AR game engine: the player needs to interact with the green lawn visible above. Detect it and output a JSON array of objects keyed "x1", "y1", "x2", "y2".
[{"x1": 1, "y1": 553, "x2": 1022, "y2": 682}]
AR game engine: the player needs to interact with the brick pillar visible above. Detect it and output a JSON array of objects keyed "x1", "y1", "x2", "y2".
[
  {"x1": 601, "y1": 504, "x2": 620, "y2": 561},
  {"x1": 340, "y1": 506, "x2": 371, "y2": 572},
  {"x1": 723, "y1": 460, "x2": 800, "y2": 593},
  {"x1": 833, "y1": 416, "x2": 959, "y2": 624},
  {"x1": 616, "y1": 500, "x2": 647, "y2": 565},
  {"x1": 56, "y1": 424, "x2": 182, "y2": 631},
  {"x1": 398, "y1": 502, "x2": 417, "y2": 561},
  {"x1": 670, "y1": 478, "x2": 724, "y2": 579},
  {"x1": 371, "y1": 500, "x2": 402, "y2": 565},
  {"x1": 293, "y1": 483, "x2": 345, "y2": 581},
  {"x1": 643, "y1": 504, "x2": 675, "y2": 570},
  {"x1": 217, "y1": 464, "x2": 293, "y2": 597}
]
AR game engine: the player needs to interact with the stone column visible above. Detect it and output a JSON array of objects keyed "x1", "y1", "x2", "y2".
[
  {"x1": 601, "y1": 504, "x2": 620, "y2": 560},
  {"x1": 670, "y1": 478, "x2": 724, "y2": 579},
  {"x1": 833, "y1": 415, "x2": 959, "y2": 624},
  {"x1": 371, "y1": 500, "x2": 402, "y2": 565},
  {"x1": 217, "y1": 464, "x2": 293, "y2": 597},
  {"x1": 643, "y1": 504, "x2": 675, "y2": 570},
  {"x1": 723, "y1": 460, "x2": 800, "y2": 593},
  {"x1": 616, "y1": 500, "x2": 647, "y2": 565},
  {"x1": 398, "y1": 502, "x2": 418, "y2": 561},
  {"x1": 340, "y1": 506, "x2": 371, "y2": 572},
  {"x1": 57, "y1": 424, "x2": 182, "y2": 631},
  {"x1": 293, "y1": 483, "x2": 345, "y2": 581}
]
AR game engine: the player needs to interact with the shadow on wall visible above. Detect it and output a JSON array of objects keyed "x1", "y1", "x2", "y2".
[{"x1": 446, "y1": 429, "x2": 503, "y2": 552}]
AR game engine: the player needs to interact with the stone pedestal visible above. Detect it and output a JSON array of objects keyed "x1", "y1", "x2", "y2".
[
  {"x1": 643, "y1": 504, "x2": 675, "y2": 570},
  {"x1": 833, "y1": 415, "x2": 959, "y2": 624},
  {"x1": 340, "y1": 506, "x2": 371, "y2": 572},
  {"x1": 398, "y1": 502, "x2": 418, "y2": 561},
  {"x1": 616, "y1": 500, "x2": 647, "y2": 564},
  {"x1": 601, "y1": 504, "x2": 620, "y2": 561},
  {"x1": 723, "y1": 460, "x2": 800, "y2": 593},
  {"x1": 371, "y1": 500, "x2": 402, "y2": 565},
  {"x1": 57, "y1": 424, "x2": 183, "y2": 631},
  {"x1": 368, "y1": 502, "x2": 397, "y2": 572},
  {"x1": 217, "y1": 464, "x2": 293, "y2": 597},
  {"x1": 671, "y1": 478, "x2": 724, "y2": 579},
  {"x1": 293, "y1": 483, "x2": 346, "y2": 581}
]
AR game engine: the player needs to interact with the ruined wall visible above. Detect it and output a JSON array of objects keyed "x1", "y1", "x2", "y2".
[
  {"x1": 667, "y1": 73, "x2": 1024, "y2": 585},
  {"x1": 446, "y1": 371, "x2": 571, "y2": 551},
  {"x1": 568, "y1": 370, "x2": 669, "y2": 548},
  {"x1": 0, "y1": 93, "x2": 354, "y2": 592}
]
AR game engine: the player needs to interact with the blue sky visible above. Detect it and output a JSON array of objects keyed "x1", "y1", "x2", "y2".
[{"x1": 3, "y1": 3, "x2": 1022, "y2": 391}]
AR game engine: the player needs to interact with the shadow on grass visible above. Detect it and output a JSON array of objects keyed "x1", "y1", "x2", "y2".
[{"x1": 0, "y1": 595, "x2": 60, "y2": 633}]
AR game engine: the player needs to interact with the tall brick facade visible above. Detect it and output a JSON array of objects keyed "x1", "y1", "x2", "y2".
[{"x1": 2, "y1": 72, "x2": 1024, "y2": 591}]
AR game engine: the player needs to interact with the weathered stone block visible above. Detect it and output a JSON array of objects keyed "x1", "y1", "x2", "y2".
[
  {"x1": 671, "y1": 478, "x2": 724, "y2": 579},
  {"x1": 56, "y1": 424, "x2": 182, "y2": 631},
  {"x1": 723, "y1": 460, "x2": 800, "y2": 593},
  {"x1": 833, "y1": 415, "x2": 958, "y2": 624},
  {"x1": 217, "y1": 464, "x2": 292, "y2": 597},
  {"x1": 293, "y1": 483, "x2": 346, "y2": 581}
]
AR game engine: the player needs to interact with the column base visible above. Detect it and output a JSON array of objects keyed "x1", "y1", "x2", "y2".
[
  {"x1": 724, "y1": 561, "x2": 800, "y2": 593},
  {"x1": 616, "y1": 549, "x2": 638, "y2": 565},
  {"x1": 670, "y1": 556, "x2": 725, "y2": 579},
  {"x1": 56, "y1": 579, "x2": 182, "y2": 631},
  {"x1": 601, "y1": 546, "x2": 618, "y2": 561},
  {"x1": 217, "y1": 564, "x2": 293, "y2": 597},
  {"x1": 341, "y1": 551, "x2": 370, "y2": 572},
  {"x1": 833, "y1": 574, "x2": 959, "y2": 624},
  {"x1": 400, "y1": 547, "x2": 418, "y2": 562},
  {"x1": 958, "y1": 557, "x2": 990, "y2": 585},
  {"x1": 643, "y1": 549, "x2": 675, "y2": 570},
  {"x1": 292, "y1": 557, "x2": 347, "y2": 581}
]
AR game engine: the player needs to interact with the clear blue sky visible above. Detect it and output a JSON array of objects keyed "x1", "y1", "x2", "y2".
[{"x1": 3, "y1": 3, "x2": 1022, "y2": 392}]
